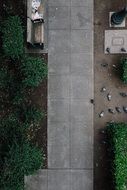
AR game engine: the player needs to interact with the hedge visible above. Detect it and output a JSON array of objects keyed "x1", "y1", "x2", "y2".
[
  {"x1": 2, "y1": 16, "x2": 24, "y2": 59},
  {"x1": 121, "y1": 58, "x2": 127, "y2": 84},
  {"x1": 107, "y1": 122, "x2": 127, "y2": 190}
]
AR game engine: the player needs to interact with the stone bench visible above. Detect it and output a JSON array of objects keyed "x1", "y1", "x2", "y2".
[{"x1": 27, "y1": 0, "x2": 44, "y2": 49}]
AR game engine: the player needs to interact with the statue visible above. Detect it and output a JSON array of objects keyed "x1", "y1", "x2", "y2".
[{"x1": 111, "y1": 7, "x2": 127, "y2": 25}]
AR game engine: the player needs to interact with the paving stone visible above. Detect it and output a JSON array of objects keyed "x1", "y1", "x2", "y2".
[
  {"x1": 71, "y1": 145, "x2": 93, "y2": 168},
  {"x1": 71, "y1": 170, "x2": 93, "y2": 190},
  {"x1": 70, "y1": 75, "x2": 93, "y2": 99},
  {"x1": 48, "y1": 53, "x2": 70, "y2": 75},
  {"x1": 71, "y1": 0, "x2": 93, "y2": 7},
  {"x1": 48, "y1": 99, "x2": 70, "y2": 122},
  {"x1": 70, "y1": 121, "x2": 93, "y2": 168},
  {"x1": 48, "y1": 0, "x2": 70, "y2": 6},
  {"x1": 25, "y1": 170, "x2": 47, "y2": 190},
  {"x1": 70, "y1": 100, "x2": 93, "y2": 122},
  {"x1": 71, "y1": 121, "x2": 93, "y2": 147},
  {"x1": 48, "y1": 6, "x2": 70, "y2": 29},
  {"x1": 48, "y1": 121, "x2": 70, "y2": 146},
  {"x1": 71, "y1": 6, "x2": 92, "y2": 29},
  {"x1": 48, "y1": 75, "x2": 70, "y2": 98},
  {"x1": 71, "y1": 30, "x2": 93, "y2": 53},
  {"x1": 48, "y1": 144, "x2": 70, "y2": 168},
  {"x1": 48, "y1": 170, "x2": 70, "y2": 190},
  {"x1": 48, "y1": 101, "x2": 70, "y2": 168},
  {"x1": 48, "y1": 30, "x2": 71, "y2": 54},
  {"x1": 48, "y1": 122, "x2": 70, "y2": 168},
  {"x1": 71, "y1": 53, "x2": 93, "y2": 75}
]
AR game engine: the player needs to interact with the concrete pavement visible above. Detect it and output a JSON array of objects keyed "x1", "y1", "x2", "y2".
[{"x1": 26, "y1": 0, "x2": 94, "y2": 189}]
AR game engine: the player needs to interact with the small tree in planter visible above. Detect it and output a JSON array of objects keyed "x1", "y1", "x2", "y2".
[{"x1": 121, "y1": 58, "x2": 127, "y2": 84}]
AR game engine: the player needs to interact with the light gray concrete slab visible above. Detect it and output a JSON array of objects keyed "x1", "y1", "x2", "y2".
[
  {"x1": 70, "y1": 75, "x2": 93, "y2": 99},
  {"x1": 48, "y1": 170, "x2": 70, "y2": 190},
  {"x1": 48, "y1": 144, "x2": 70, "y2": 168},
  {"x1": 48, "y1": 75, "x2": 70, "y2": 99},
  {"x1": 71, "y1": 170, "x2": 93, "y2": 190},
  {"x1": 71, "y1": 6, "x2": 92, "y2": 29},
  {"x1": 48, "y1": 6, "x2": 71, "y2": 29},
  {"x1": 71, "y1": 30, "x2": 93, "y2": 53},
  {"x1": 70, "y1": 100, "x2": 93, "y2": 122},
  {"x1": 25, "y1": 170, "x2": 47, "y2": 190},
  {"x1": 48, "y1": 121, "x2": 70, "y2": 146},
  {"x1": 70, "y1": 121, "x2": 93, "y2": 147},
  {"x1": 70, "y1": 121, "x2": 93, "y2": 168},
  {"x1": 70, "y1": 53, "x2": 93, "y2": 76},
  {"x1": 48, "y1": 53, "x2": 70, "y2": 75},
  {"x1": 71, "y1": 145, "x2": 93, "y2": 168},
  {"x1": 48, "y1": 99, "x2": 70, "y2": 122},
  {"x1": 48, "y1": 122, "x2": 70, "y2": 168},
  {"x1": 71, "y1": 0, "x2": 93, "y2": 7},
  {"x1": 48, "y1": 30, "x2": 71, "y2": 54},
  {"x1": 48, "y1": 0, "x2": 71, "y2": 6}
]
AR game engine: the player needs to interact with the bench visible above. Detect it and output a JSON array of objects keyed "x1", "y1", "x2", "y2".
[{"x1": 27, "y1": 0, "x2": 44, "y2": 49}]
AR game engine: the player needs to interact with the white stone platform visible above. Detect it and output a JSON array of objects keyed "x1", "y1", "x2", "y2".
[{"x1": 105, "y1": 30, "x2": 127, "y2": 54}]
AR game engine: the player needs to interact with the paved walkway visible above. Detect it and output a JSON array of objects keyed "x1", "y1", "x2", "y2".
[{"x1": 26, "y1": 0, "x2": 93, "y2": 189}]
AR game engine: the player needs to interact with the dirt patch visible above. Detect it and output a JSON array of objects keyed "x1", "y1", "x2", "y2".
[{"x1": 94, "y1": 0, "x2": 127, "y2": 189}]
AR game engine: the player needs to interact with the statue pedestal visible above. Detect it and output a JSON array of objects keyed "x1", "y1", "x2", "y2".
[
  {"x1": 109, "y1": 12, "x2": 125, "y2": 27},
  {"x1": 105, "y1": 30, "x2": 127, "y2": 54}
]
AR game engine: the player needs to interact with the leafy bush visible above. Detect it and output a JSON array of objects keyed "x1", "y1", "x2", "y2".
[
  {"x1": 107, "y1": 122, "x2": 127, "y2": 190},
  {"x1": 0, "y1": 67, "x2": 9, "y2": 89},
  {"x1": 0, "y1": 66, "x2": 15, "y2": 91},
  {"x1": 0, "y1": 114, "x2": 25, "y2": 143},
  {"x1": 12, "y1": 89, "x2": 25, "y2": 105},
  {"x1": 0, "y1": 14, "x2": 46, "y2": 190},
  {"x1": 2, "y1": 16, "x2": 24, "y2": 59},
  {"x1": 0, "y1": 141, "x2": 43, "y2": 190},
  {"x1": 0, "y1": 66, "x2": 25, "y2": 104},
  {"x1": 121, "y1": 58, "x2": 127, "y2": 84},
  {"x1": 21, "y1": 56, "x2": 47, "y2": 87},
  {"x1": 19, "y1": 105, "x2": 44, "y2": 126}
]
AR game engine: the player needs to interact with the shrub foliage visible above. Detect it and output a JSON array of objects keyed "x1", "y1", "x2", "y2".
[
  {"x1": 107, "y1": 122, "x2": 127, "y2": 190},
  {"x1": 0, "y1": 141, "x2": 43, "y2": 190},
  {"x1": 2, "y1": 16, "x2": 24, "y2": 59},
  {"x1": 0, "y1": 15, "x2": 47, "y2": 190},
  {"x1": 21, "y1": 56, "x2": 47, "y2": 87},
  {"x1": 20, "y1": 105, "x2": 44, "y2": 126},
  {"x1": 121, "y1": 58, "x2": 127, "y2": 84}
]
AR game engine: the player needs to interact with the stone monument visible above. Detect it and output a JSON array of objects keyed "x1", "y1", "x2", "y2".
[{"x1": 111, "y1": 7, "x2": 127, "y2": 26}]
